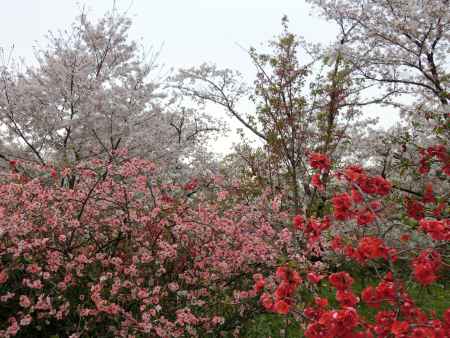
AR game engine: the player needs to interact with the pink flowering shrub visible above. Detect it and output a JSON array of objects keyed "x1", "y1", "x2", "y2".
[{"x1": 0, "y1": 156, "x2": 303, "y2": 337}]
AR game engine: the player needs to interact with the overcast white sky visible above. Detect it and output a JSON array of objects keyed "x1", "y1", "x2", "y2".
[
  {"x1": 0, "y1": 0, "x2": 336, "y2": 69},
  {"x1": 0, "y1": 0, "x2": 397, "y2": 154}
]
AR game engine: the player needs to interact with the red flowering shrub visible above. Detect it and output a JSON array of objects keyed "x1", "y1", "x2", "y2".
[{"x1": 257, "y1": 151, "x2": 449, "y2": 338}]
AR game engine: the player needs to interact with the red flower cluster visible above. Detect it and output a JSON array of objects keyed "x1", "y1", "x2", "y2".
[
  {"x1": 373, "y1": 305, "x2": 450, "y2": 337},
  {"x1": 304, "y1": 308, "x2": 362, "y2": 338},
  {"x1": 260, "y1": 159, "x2": 449, "y2": 338},
  {"x1": 405, "y1": 198, "x2": 425, "y2": 220},
  {"x1": 361, "y1": 273, "x2": 397, "y2": 308},
  {"x1": 303, "y1": 297, "x2": 329, "y2": 321},
  {"x1": 419, "y1": 219, "x2": 450, "y2": 241},
  {"x1": 336, "y1": 289, "x2": 359, "y2": 307},
  {"x1": 253, "y1": 274, "x2": 266, "y2": 293},
  {"x1": 307, "y1": 272, "x2": 324, "y2": 284},
  {"x1": 311, "y1": 173, "x2": 324, "y2": 190},
  {"x1": 411, "y1": 249, "x2": 442, "y2": 285},
  {"x1": 419, "y1": 144, "x2": 450, "y2": 176},
  {"x1": 328, "y1": 272, "x2": 354, "y2": 290},
  {"x1": 359, "y1": 175, "x2": 392, "y2": 196},
  {"x1": 356, "y1": 209, "x2": 375, "y2": 225},
  {"x1": 293, "y1": 214, "x2": 304, "y2": 229},
  {"x1": 260, "y1": 267, "x2": 302, "y2": 314},
  {"x1": 293, "y1": 215, "x2": 331, "y2": 243},
  {"x1": 343, "y1": 166, "x2": 391, "y2": 196},
  {"x1": 332, "y1": 193, "x2": 353, "y2": 220},
  {"x1": 346, "y1": 237, "x2": 390, "y2": 263},
  {"x1": 423, "y1": 183, "x2": 436, "y2": 204},
  {"x1": 309, "y1": 152, "x2": 331, "y2": 171},
  {"x1": 343, "y1": 165, "x2": 365, "y2": 181}
]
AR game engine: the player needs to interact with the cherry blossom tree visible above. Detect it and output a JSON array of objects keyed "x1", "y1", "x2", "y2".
[
  {"x1": 302, "y1": 0, "x2": 449, "y2": 212},
  {"x1": 308, "y1": 0, "x2": 449, "y2": 116},
  {"x1": 0, "y1": 10, "x2": 219, "y2": 176}
]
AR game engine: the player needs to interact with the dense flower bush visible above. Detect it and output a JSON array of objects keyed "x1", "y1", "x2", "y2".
[
  {"x1": 0, "y1": 144, "x2": 448, "y2": 337},
  {"x1": 0, "y1": 146, "x2": 448, "y2": 337},
  {"x1": 0, "y1": 155, "x2": 307, "y2": 337},
  {"x1": 256, "y1": 151, "x2": 449, "y2": 337}
]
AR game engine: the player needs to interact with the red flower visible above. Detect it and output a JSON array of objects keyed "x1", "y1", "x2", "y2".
[
  {"x1": 260, "y1": 293, "x2": 273, "y2": 310},
  {"x1": 50, "y1": 168, "x2": 58, "y2": 179},
  {"x1": 276, "y1": 267, "x2": 302, "y2": 289},
  {"x1": 374, "y1": 311, "x2": 396, "y2": 336},
  {"x1": 375, "y1": 281, "x2": 396, "y2": 303},
  {"x1": 357, "y1": 176, "x2": 378, "y2": 195},
  {"x1": 254, "y1": 278, "x2": 265, "y2": 293},
  {"x1": 331, "y1": 235, "x2": 343, "y2": 251},
  {"x1": 314, "y1": 297, "x2": 328, "y2": 308},
  {"x1": 351, "y1": 188, "x2": 363, "y2": 204},
  {"x1": 344, "y1": 165, "x2": 365, "y2": 182},
  {"x1": 412, "y1": 249, "x2": 442, "y2": 285},
  {"x1": 307, "y1": 272, "x2": 324, "y2": 284},
  {"x1": 293, "y1": 215, "x2": 304, "y2": 230},
  {"x1": 427, "y1": 144, "x2": 448, "y2": 162},
  {"x1": 290, "y1": 270, "x2": 302, "y2": 287},
  {"x1": 432, "y1": 202, "x2": 447, "y2": 217},
  {"x1": 275, "y1": 282, "x2": 292, "y2": 299},
  {"x1": 423, "y1": 183, "x2": 435, "y2": 204},
  {"x1": 411, "y1": 327, "x2": 437, "y2": 337},
  {"x1": 443, "y1": 163, "x2": 450, "y2": 176},
  {"x1": 274, "y1": 299, "x2": 290, "y2": 314},
  {"x1": 276, "y1": 266, "x2": 288, "y2": 280},
  {"x1": 419, "y1": 219, "x2": 449, "y2": 241},
  {"x1": 405, "y1": 199, "x2": 425, "y2": 220},
  {"x1": 309, "y1": 152, "x2": 331, "y2": 171},
  {"x1": 311, "y1": 173, "x2": 324, "y2": 190},
  {"x1": 369, "y1": 200, "x2": 382, "y2": 211},
  {"x1": 355, "y1": 237, "x2": 389, "y2": 262},
  {"x1": 373, "y1": 176, "x2": 392, "y2": 196},
  {"x1": 400, "y1": 233, "x2": 411, "y2": 242},
  {"x1": 361, "y1": 286, "x2": 381, "y2": 308},
  {"x1": 353, "y1": 174, "x2": 391, "y2": 196},
  {"x1": 336, "y1": 290, "x2": 359, "y2": 307},
  {"x1": 391, "y1": 321, "x2": 409, "y2": 337},
  {"x1": 328, "y1": 272, "x2": 354, "y2": 290},
  {"x1": 314, "y1": 308, "x2": 360, "y2": 336},
  {"x1": 419, "y1": 157, "x2": 430, "y2": 175},
  {"x1": 356, "y1": 209, "x2": 375, "y2": 226},
  {"x1": 332, "y1": 193, "x2": 353, "y2": 220}
]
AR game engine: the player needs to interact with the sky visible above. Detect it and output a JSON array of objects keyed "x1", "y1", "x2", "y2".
[
  {"x1": 0, "y1": 0, "x2": 397, "y2": 154},
  {"x1": 0, "y1": 0, "x2": 337, "y2": 69}
]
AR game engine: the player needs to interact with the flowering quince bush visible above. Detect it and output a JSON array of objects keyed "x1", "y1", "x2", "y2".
[
  {"x1": 0, "y1": 152, "x2": 448, "y2": 338},
  {"x1": 0, "y1": 149, "x2": 448, "y2": 338},
  {"x1": 256, "y1": 150, "x2": 450, "y2": 337},
  {"x1": 0, "y1": 154, "x2": 308, "y2": 337}
]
